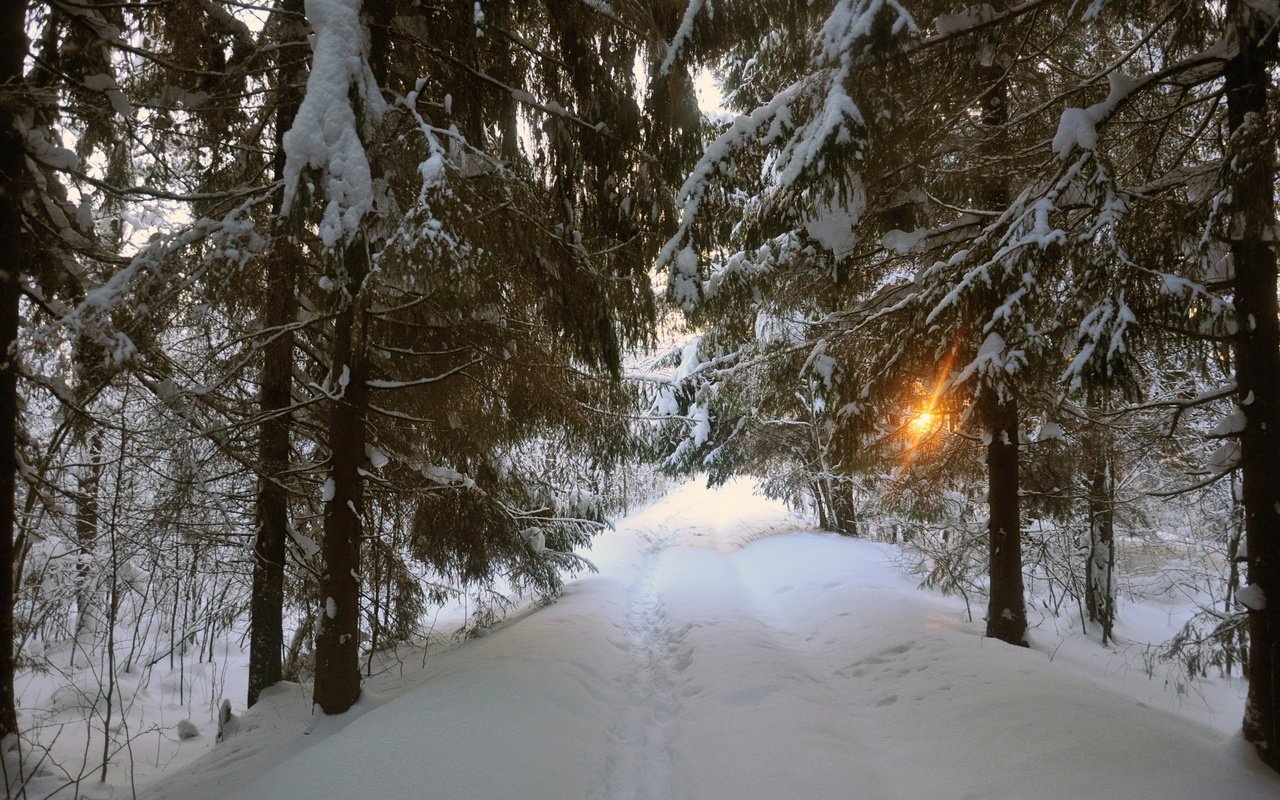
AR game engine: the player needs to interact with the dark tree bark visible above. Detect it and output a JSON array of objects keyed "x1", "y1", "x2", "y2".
[
  {"x1": 1085, "y1": 452, "x2": 1115, "y2": 645},
  {"x1": 247, "y1": 239, "x2": 298, "y2": 706},
  {"x1": 1224, "y1": 0, "x2": 1280, "y2": 771},
  {"x1": 829, "y1": 482, "x2": 858, "y2": 537},
  {"x1": 247, "y1": 248, "x2": 294, "y2": 706},
  {"x1": 310, "y1": 0, "x2": 392, "y2": 719},
  {"x1": 248, "y1": 0, "x2": 305, "y2": 709},
  {"x1": 983, "y1": 394, "x2": 1027, "y2": 646},
  {"x1": 811, "y1": 480, "x2": 830, "y2": 531},
  {"x1": 976, "y1": 3, "x2": 1027, "y2": 648},
  {"x1": 312, "y1": 241, "x2": 370, "y2": 715},
  {"x1": 0, "y1": 0, "x2": 29, "y2": 743}
]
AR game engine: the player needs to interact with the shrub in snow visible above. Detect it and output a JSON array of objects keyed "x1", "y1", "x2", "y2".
[{"x1": 176, "y1": 719, "x2": 200, "y2": 740}]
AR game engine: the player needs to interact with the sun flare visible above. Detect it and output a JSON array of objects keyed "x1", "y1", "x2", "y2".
[{"x1": 908, "y1": 410, "x2": 936, "y2": 437}]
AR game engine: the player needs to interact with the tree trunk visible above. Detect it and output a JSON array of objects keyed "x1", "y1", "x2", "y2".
[
  {"x1": 312, "y1": 240, "x2": 370, "y2": 715},
  {"x1": 71, "y1": 433, "x2": 104, "y2": 667},
  {"x1": 829, "y1": 479, "x2": 858, "y2": 537},
  {"x1": 984, "y1": 394, "x2": 1027, "y2": 646},
  {"x1": 1224, "y1": 1, "x2": 1280, "y2": 771},
  {"x1": 309, "y1": 0, "x2": 387, "y2": 716},
  {"x1": 811, "y1": 480, "x2": 830, "y2": 531},
  {"x1": 1085, "y1": 452, "x2": 1115, "y2": 645},
  {"x1": 0, "y1": 0, "x2": 29, "y2": 743},
  {"x1": 247, "y1": 243, "x2": 294, "y2": 706},
  {"x1": 976, "y1": 1, "x2": 1027, "y2": 648},
  {"x1": 248, "y1": 0, "x2": 305, "y2": 708},
  {"x1": 281, "y1": 605, "x2": 314, "y2": 683}
]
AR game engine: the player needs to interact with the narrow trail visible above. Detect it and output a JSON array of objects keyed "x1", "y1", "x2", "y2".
[
  {"x1": 643, "y1": 533, "x2": 901, "y2": 800},
  {"x1": 605, "y1": 530, "x2": 685, "y2": 800}
]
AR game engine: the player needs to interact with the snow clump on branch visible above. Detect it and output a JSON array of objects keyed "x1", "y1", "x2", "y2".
[
  {"x1": 1051, "y1": 72, "x2": 1138, "y2": 158},
  {"x1": 282, "y1": 0, "x2": 387, "y2": 249}
]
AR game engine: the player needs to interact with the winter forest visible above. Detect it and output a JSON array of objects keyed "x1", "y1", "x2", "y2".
[{"x1": 2, "y1": 0, "x2": 1280, "y2": 796}]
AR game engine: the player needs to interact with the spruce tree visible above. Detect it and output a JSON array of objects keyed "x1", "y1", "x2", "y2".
[
  {"x1": 0, "y1": 0, "x2": 30, "y2": 745},
  {"x1": 249, "y1": 0, "x2": 307, "y2": 709},
  {"x1": 1221, "y1": 0, "x2": 1280, "y2": 768}
]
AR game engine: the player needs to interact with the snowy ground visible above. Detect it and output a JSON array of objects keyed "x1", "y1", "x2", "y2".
[{"x1": 116, "y1": 478, "x2": 1280, "y2": 800}]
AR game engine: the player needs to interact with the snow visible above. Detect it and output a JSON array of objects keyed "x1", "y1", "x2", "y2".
[
  {"x1": 1237, "y1": 583, "x2": 1266, "y2": 611},
  {"x1": 1036, "y1": 421, "x2": 1065, "y2": 441},
  {"x1": 657, "y1": 0, "x2": 710, "y2": 77},
  {"x1": 1052, "y1": 72, "x2": 1138, "y2": 158},
  {"x1": 139, "y1": 480, "x2": 1279, "y2": 800},
  {"x1": 83, "y1": 73, "x2": 133, "y2": 118},
  {"x1": 806, "y1": 342, "x2": 837, "y2": 388},
  {"x1": 521, "y1": 527, "x2": 546, "y2": 552},
  {"x1": 653, "y1": 336, "x2": 703, "y2": 417},
  {"x1": 882, "y1": 227, "x2": 925, "y2": 254},
  {"x1": 416, "y1": 465, "x2": 475, "y2": 488},
  {"x1": 670, "y1": 244, "x2": 702, "y2": 311},
  {"x1": 933, "y1": 4, "x2": 995, "y2": 35},
  {"x1": 366, "y1": 445, "x2": 389, "y2": 469},
  {"x1": 821, "y1": 0, "x2": 917, "y2": 62},
  {"x1": 1209, "y1": 440, "x2": 1242, "y2": 471},
  {"x1": 281, "y1": 0, "x2": 386, "y2": 249},
  {"x1": 803, "y1": 179, "x2": 865, "y2": 255},
  {"x1": 509, "y1": 88, "x2": 538, "y2": 107},
  {"x1": 955, "y1": 330, "x2": 1025, "y2": 387},
  {"x1": 658, "y1": 1, "x2": 906, "y2": 289},
  {"x1": 659, "y1": 80, "x2": 803, "y2": 273},
  {"x1": 1064, "y1": 294, "x2": 1139, "y2": 388},
  {"x1": 1211, "y1": 408, "x2": 1248, "y2": 437},
  {"x1": 288, "y1": 524, "x2": 320, "y2": 558}
]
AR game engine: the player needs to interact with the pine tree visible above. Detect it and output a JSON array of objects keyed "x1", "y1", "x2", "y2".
[
  {"x1": 276, "y1": 0, "x2": 693, "y2": 713},
  {"x1": 249, "y1": 0, "x2": 307, "y2": 709},
  {"x1": 0, "y1": 0, "x2": 30, "y2": 745},
  {"x1": 1221, "y1": 0, "x2": 1280, "y2": 769}
]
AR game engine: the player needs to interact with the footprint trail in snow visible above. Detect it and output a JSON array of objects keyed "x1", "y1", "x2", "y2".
[{"x1": 605, "y1": 529, "x2": 686, "y2": 800}]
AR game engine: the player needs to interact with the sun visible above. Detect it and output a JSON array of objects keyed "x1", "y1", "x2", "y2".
[{"x1": 908, "y1": 410, "x2": 937, "y2": 438}]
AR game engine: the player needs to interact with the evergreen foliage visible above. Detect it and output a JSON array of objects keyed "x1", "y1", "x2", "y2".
[
  {"x1": 1, "y1": 0, "x2": 1279, "y2": 784},
  {"x1": 649, "y1": 0, "x2": 1280, "y2": 767}
]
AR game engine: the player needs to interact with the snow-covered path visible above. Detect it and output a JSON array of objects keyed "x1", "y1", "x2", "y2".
[
  {"x1": 148, "y1": 480, "x2": 1280, "y2": 800},
  {"x1": 604, "y1": 526, "x2": 680, "y2": 800}
]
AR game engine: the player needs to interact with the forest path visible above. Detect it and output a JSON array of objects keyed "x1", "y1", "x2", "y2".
[
  {"x1": 606, "y1": 506, "x2": 900, "y2": 800},
  {"x1": 603, "y1": 526, "x2": 681, "y2": 800},
  {"x1": 153, "y1": 480, "x2": 1279, "y2": 800}
]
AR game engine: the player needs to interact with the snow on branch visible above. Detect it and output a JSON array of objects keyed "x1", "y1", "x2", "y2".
[
  {"x1": 924, "y1": 144, "x2": 1107, "y2": 329},
  {"x1": 40, "y1": 195, "x2": 271, "y2": 357},
  {"x1": 705, "y1": 231, "x2": 806, "y2": 301},
  {"x1": 1051, "y1": 72, "x2": 1138, "y2": 158},
  {"x1": 282, "y1": 0, "x2": 387, "y2": 250},
  {"x1": 658, "y1": 78, "x2": 807, "y2": 309},
  {"x1": 366, "y1": 358, "x2": 482, "y2": 390},
  {"x1": 932, "y1": 3, "x2": 997, "y2": 36},
  {"x1": 657, "y1": 0, "x2": 712, "y2": 77},
  {"x1": 1063, "y1": 294, "x2": 1137, "y2": 390},
  {"x1": 952, "y1": 331, "x2": 1026, "y2": 393},
  {"x1": 389, "y1": 77, "x2": 464, "y2": 252},
  {"x1": 820, "y1": 0, "x2": 917, "y2": 63},
  {"x1": 661, "y1": 0, "x2": 917, "y2": 307},
  {"x1": 775, "y1": 0, "x2": 916, "y2": 193}
]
